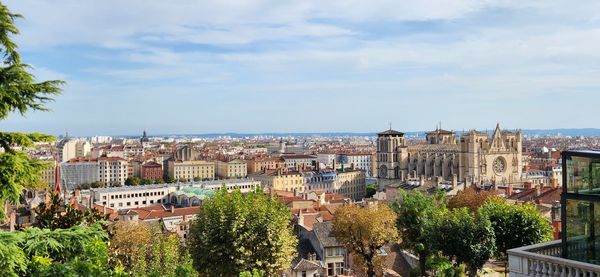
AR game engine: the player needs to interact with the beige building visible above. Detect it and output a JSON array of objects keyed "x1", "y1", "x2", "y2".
[
  {"x1": 250, "y1": 170, "x2": 305, "y2": 192},
  {"x1": 377, "y1": 124, "x2": 522, "y2": 185},
  {"x1": 41, "y1": 160, "x2": 57, "y2": 188},
  {"x1": 169, "y1": 160, "x2": 215, "y2": 181},
  {"x1": 334, "y1": 169, "x2": 366, "y2": 200},
  {"x1": 216, "y1": 159, "x2": 247, "y2": 179},
  {"x1": 247, "y1": 157, "x2": 284, "y2": 173},
  {"x1": 304, "y1": 169, "x2": 366, "y2": 200},
  {"x1": 98, "y1": 157, "x2": 129, "y2": 186}
]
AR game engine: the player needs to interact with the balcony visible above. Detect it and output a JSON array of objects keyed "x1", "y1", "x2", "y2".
[{"x1": 508, "y1": 240, "x2": 600, "y2": 276}]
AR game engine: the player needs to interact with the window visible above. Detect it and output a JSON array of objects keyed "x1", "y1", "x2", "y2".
[
  {"x1": 327, "y1": 263, "x2": 334, "y2": 276},
  {"x1": 335, "y1": 262, "x2": 344, "y2": 275}
]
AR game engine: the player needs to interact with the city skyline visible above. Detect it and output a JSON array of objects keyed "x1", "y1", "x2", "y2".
[{"x1": 1, "y1": 0, "x2": 599, "y2": 135}]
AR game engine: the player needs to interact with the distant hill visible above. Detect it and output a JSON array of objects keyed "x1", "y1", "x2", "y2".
[{"x1": 123, "y1": 128, "x2": 600, "y2": 138}]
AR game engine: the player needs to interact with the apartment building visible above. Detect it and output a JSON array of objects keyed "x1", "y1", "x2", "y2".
[
  {"x1": 216, "y1": 159, "x2": 247, "y2": 179},
  {"x1": 247, "y1": 157, "x2": 284, "y2": 173},
  {"x1": 98, "y1": 157, "x2": 129, "y2": 186},
  {"x1": 168, "y1": 160, "x2": 215, "y2": 181},
  {"x1": 141, "y1": 161, "x2": 163, "y2": 181},
  {"x1": 250, "y1": 170, "x2": 305, "y2": 193},
  {"x1": 281, "y1": 154, "x2": 317, "y2": 170}
]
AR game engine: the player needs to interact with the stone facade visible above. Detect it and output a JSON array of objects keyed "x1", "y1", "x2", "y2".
[{"x1": 376, "y1": 124, "x2": 523, "y2": 185}]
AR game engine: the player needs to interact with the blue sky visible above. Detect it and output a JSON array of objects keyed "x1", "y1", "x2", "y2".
[{"x1": 1, "y1": 0, "x2": 599, "y2": 136}]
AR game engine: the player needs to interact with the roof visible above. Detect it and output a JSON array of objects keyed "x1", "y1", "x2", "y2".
[
  {"x1": 377, "y1": 129, "x2": 404, "y2": 136},
  {"x1": 426, "y1": 129, "x2": 454, "y2": 135},
  {"x1": 408, "y1": 144, "x2": 461, "y2": 152},
  {"x1": 313, "y1": 221, "x2": 341, "y2": 247},
  {"x1": 128, "y1": 205, "x2": 200, "y2": 220},
  {"x1": 281, "y1": 154, "x2": 317, "y2": 160},
  {"x1": 66, "y1": 157, "x2": 98, "y2": 163},
  {"x1": 293, "y1": 258, "x2": 322, "y2": 271}
]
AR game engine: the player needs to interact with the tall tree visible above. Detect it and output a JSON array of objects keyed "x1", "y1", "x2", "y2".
[
  {"x1": 109, "y1": 221, "x2": 196, "y2": 277},
  {"x1": 188, "y1": 188, "x2": 297, "y2": 276},
  {"x1": 0, "y1": 2, "x2": 63, "y2": 220},
  {"x1": 432, "y1": 207, "x2": 496, "y2": 277},
  {"x1": 447, "y1": 186, "x2": 500, "y2": 213},
  {"x1": 391, "y1": 190, "x2": 446, "y2": 276},
  {"x1": 333, "y1": 204, "x2": 398, "y2": 277},
  {"x1": 479, "y1": 198, "x2": 552, "y2": 267}
]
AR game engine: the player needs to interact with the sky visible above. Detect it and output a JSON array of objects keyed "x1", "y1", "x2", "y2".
[{"x1": 1, "y1": 0, "x2": 599, "y2": 136}]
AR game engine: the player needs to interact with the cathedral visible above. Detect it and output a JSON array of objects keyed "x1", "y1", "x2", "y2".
[{"x1": 376, "y1": 124, "x2": 522, "y2": 185}]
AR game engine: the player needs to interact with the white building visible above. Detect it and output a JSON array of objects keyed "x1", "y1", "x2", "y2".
[
  {"x1": 90, "y1": 184, "x2": 174, "y2": 209},
  {"x1": 98, "y1": 157, "x2": 129, "y2": 186},
  {"x1": 90, "y1": 179, "x2": 262, "y2": 210}
]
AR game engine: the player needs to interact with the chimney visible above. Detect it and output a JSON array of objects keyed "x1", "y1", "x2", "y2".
[
  {"x1": 506, "y1": 184, "x2": 513, "y2": 196},
  {"x1": 551, "y1": 178, "x2": 558, "y2": 189},
  {"x1": 535, "y1": 184, "x2": 542, "y2": 197},
  {"x1": 308, "y1": 253, "x2": 316, "y2": 261},
  {"x1": 74, "y1": 189, "x2": 81, "y2": 201},
  {"x1": 170, "y1": 205, "x2": 175, "y2": 213},
  {"x1": 452, "y1": 174, "x2": 457, "y2": 187},
  {"x1": 298, "y1": 210, "x2": 304, "y2": 227},
  {"x1": 103, "y1": 206, "x2": 107, "y2": 215},
  {"x1": 9, "y1": 210, "x2": 16, "y2": 232}
]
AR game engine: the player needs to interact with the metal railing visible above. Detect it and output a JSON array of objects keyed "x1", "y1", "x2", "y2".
[{"x1": 508, "y1": 240, "x2": 600, "y2": 276}]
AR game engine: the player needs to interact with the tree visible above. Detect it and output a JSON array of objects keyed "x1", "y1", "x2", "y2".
[
  {"x1": 0, "y1": 2, "x2": 63, "y2": 220},
  {"x1": 432, "y1": 208, "x2": 496, "y2": 277},
  {"x1": 91, "y1": 181, "x2": 105, "y2": 188},
  {"x1": 333, "y1": 204, "x2": 397, "y2": 277},
  {"x1": 125, "y1": 176, "x2": 141, "y2": 186},
  {"x1": 365, "y1": 184, "x2": 377, "y2": 198},
  {"x1": 165, "y1": 176, "x2": 176, "y2": 183},
  {"x1": 188, "y1": 188, "x2": 297, "y2": 276},
  {"x1": 140, "y1": 178, "x2": 153, "y2": 185},
  {"x1": 447, "y1": 186, "x2": 499, "y2": 213},
  {"x1": 0, "y1": 224, "x2": 123, "y2": 276},
  {"x1": 479, "y1": 198, "x2": 552, "y2": 266},
  {"x1": 109, "y1": 221, "x2": 197, "y2": 276},
  {"x1": 391, "y1": 191, "x2": 446, "y2": 276},
  {"x1": 34, "y1": 192, "x2": 108, "y2": 230}
]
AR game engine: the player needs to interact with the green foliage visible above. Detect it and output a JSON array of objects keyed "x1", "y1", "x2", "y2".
[
  {"x1": 188, "y1": 188, "x2": 297, "y2": 276},
  {"x1": 109, "y1": 222, "x2": 198, "y2": 277},
  {"x1": 479, "y1": 198, "x2": 553, "y2": 261},
  {"x1": 125, "y1": 176, "x2": 142, "y2": 186},
  {"x1": 34, "y1": 192, "x2": 109, "y2": 230},
  {"x1": 391, "y1": 190, "x2": 446, "y2": 276},
  {"x1": 432, "y1": 208, "x2": 496, "y2": 277},
  {"x1": 365, "y1": 184, "x2": 377, "y2": 198},
  {"x1": 0, "y1": 2, "x2": 63, "y2": 220},
  {"x1": 0, "y1": 224, "x2": 123, "y2": 276},
  {"x1": 239, "y1": 269, "x2": 266, "y2": 277},
  {"x1": 165, "y1": 176, "x2": 176, "y2": 183}
]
